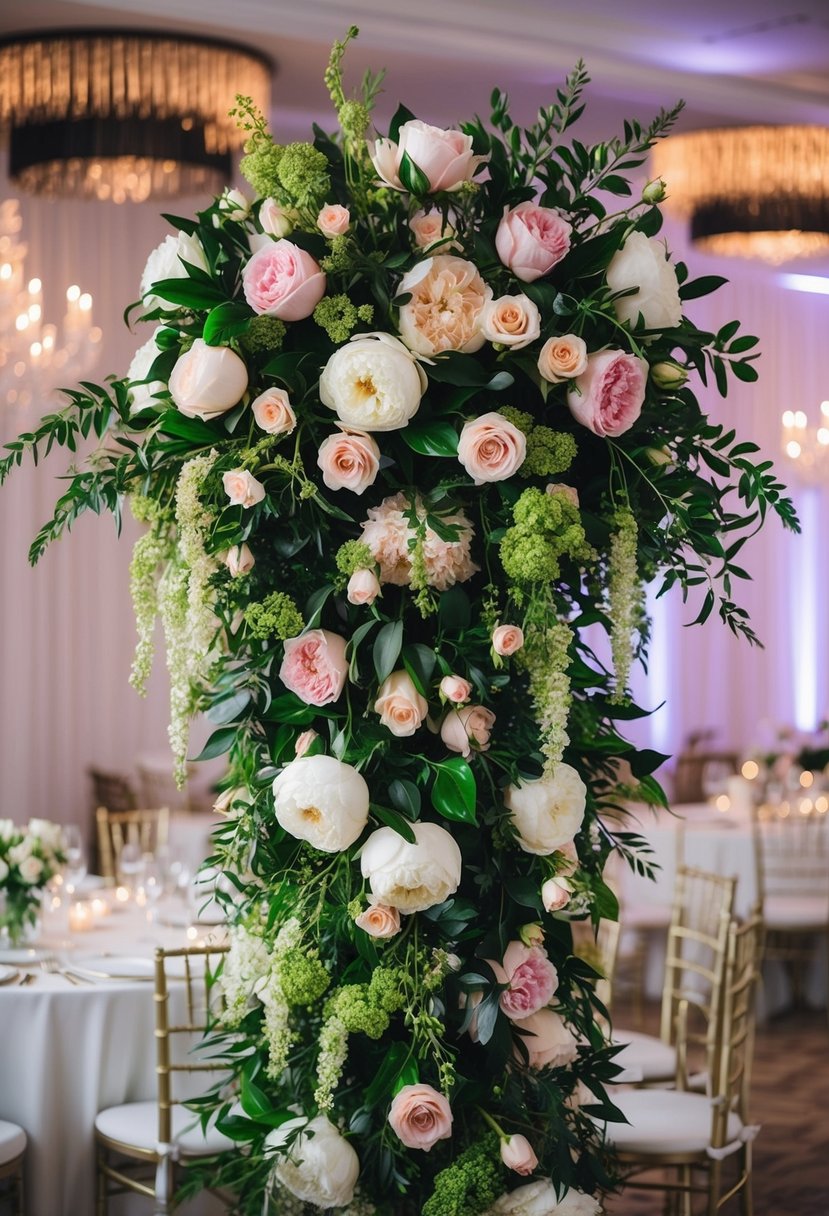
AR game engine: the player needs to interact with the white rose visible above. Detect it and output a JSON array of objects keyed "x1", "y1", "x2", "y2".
[
  {"x1": 319, "y1": 333, "x2": 427, "y2": 432},
  {"x1": 480, "y1": 294, "x2": 541, "y2": 350},
  {"x1": 605, "y1": 232, "x2": 682, "y2": 332},
  {"x1": 360, "y1": 822, "x2": 462, "y2": 913},
  {"x1": 259, "y1": 198, "x2": 296, "y2": 239},
  {"x1": 8, "y1": 840, "x2": 32, "y2": 866},
  {"x1": 504, "y1": 765, "x2": 586, "y2": 856},
  {"x1": 126, "y1": 328, "x2": 166, "y2": 414},
  {"x1": 140, "y1": 231, "x2": 208, "y2": 310},
  {"x1": 488, "y1": 1180, "x2": 601, "y2": 1215},
  {"x1": 19, "y1": 855, "x2": 44, "y2": 884},
  {"x1": 28, "y1": 819, "x2": 63, "y2": 850},
  {"x1": 217, "y1": 187, "x2": 250, "y2": 221},
  {"x1": 272, "y1": 755, "x2": 370, "y2": 853},
  {"x1": 273, "y1": 1115, "x2": 360, "y2": 1209},
  {"x1": 170, "y1": 339, "x2": 248, "y2": 420}
]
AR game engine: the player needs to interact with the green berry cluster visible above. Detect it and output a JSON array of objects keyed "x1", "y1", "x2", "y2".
[
  {"x1": 277, "y1": 142, "x2": 331, "y2": 208},
  {"x1": 500, "y1": 486, "x2": 591, "y2": 585},
  {"x1": 498, "y1": 406, "x2": 577, "y2": 478},
  {"x1": 244, "y1": 592, "x2": 304, "y2": 641},
  {"x1": 335, "y1": 540, "x2": 375, "y2": 577},
  {"x1": 279, "y1": 948, "x2": 330, "y2": 1006},
  {"x1": 241, "y1": 316, "x2": 286, "y2": 356},
  {"x1": 421, "y1": 1133, "x2": 504, "y2": 1216},
  {"x1": 325, "y1": 967, "x2": 404, "y2": 1039},
  {"x1": 313, "y1": 295, "x2": 374, "y2": 343}
]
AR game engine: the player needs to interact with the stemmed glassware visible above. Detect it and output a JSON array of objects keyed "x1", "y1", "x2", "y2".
[
  {"x1": 117, "y1": 842, "x2": 145, "y2": 895},
  {"x1": 62, "y1": 825, "x2": 87, "y2": 894}
]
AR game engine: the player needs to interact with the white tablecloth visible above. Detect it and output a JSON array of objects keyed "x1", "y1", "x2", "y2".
[{"x1": 0, "y1": 896, "x2": 226, "y2": 1216}]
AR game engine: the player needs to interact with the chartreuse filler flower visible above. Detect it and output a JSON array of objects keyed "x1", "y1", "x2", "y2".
[{"x1": 0, "y1": 27, "x2": 796, "y2": 1216}]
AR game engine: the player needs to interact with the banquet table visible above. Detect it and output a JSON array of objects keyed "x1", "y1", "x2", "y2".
[{"x1": 0, "y1": 892, "x2": 227, "y2": 1216}]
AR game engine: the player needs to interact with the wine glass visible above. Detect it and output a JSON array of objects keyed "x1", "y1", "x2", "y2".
[
  {"x1": 117, "y1": 842, "x2": 145, "y2": 895},
  {"x1": 701, "y1": 758, "x2": 732, "y2": 806},
  {"x1": 138, "y1": 853, "x2": 164, "y2": 919},
  {"x1": 63, "y1": 825, "x2": 87, "y2": 894}
]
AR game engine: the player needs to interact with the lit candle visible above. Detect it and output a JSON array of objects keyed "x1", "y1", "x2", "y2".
[
  {"x1": 115, "y1": 885, "x2": 130, "y2": 903},
  {"x1": 69, "y1": 900, "x2": 95, "y2": 932},
  {"x1": 90, "y1": 896, "x2": 110, "y2": 919}
]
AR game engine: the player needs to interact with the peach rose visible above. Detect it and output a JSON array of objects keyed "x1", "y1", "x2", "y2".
[
  {"x1": 347, "y1": 568, "x2": 381, "y2": 606},
  {"x1": 496, "y1": 202, "x2": 572, "y2": 283},
  {"x1": 409, "y1": 209, "x2": 457, "y2": 250},
  {"x1": 259, "y1": 198, "x2": 296, "y2": 238},
  {"x1": 372, "y1": 120, "x2": 486, "y2": 193},
  {"x1": 318, "y1": 204, "x2": 350, "y2": 237},
  {"x1": 242, "y1": 239, "x2": 326, "y2": 321},
  {"x1": 294, "y1": 729, "x2": 319, "y2": 758},
  {"x1": 492, "y1": 624, "x2": 524, "y2": 656},
  {"x1": 222, "y1": 469, "x2": 266, "y2": 509},
  {"x1": 537, "y1": 334, "x2": 588, "y2": 383},
  {"x1": 252, "y1": 387, "x2": 296, "y2": 435},
  {"x1": 439, "y1": 674, "x2": 472, "y2": 704},
  {"x1": 388, "y1": 1084, "x2": 453, "y2": 1151},
  {"x1": 317, "y1": 428, "x2": 380, "y2": 495},
  {"x1": 458, "y1": 412, "x2": 526, "y2": 484},
  {"x1": 224, "y1": 543, "x2": 255, "y2": 576},
  {"x1": 374, "y1": 670, "x2": 428, "y2": 737},
  {"x1": 441, "y1": 704, "x2": 495, "y2": 757},
  {"x1": 169, "y1": 339, "x2": 248, "y2": 421},
  {"x1": 512, "y1": 1008, "x2": 578, "y2": 1070},
  {"x1": 567, "y1": 349, "x2": 648, "y2": 438},
  {"x1": 354, "y1": 900, "x2": 401, "y2": 939},
  {"x1": 397, "y1": 256, "x2": 492, "y2": 355},
  {"x1": 279, "y1": 629, "x2": 348, "y2": 706},
  {"x1": 501, "y1": 1134, "x2": 538, "y2": 1176},
  {"x1": 541, "y1": 876, "x2": 572, "y2": 912},
  {"x1": 480, "y1": 294, "x2": 541, "y2": 350}
]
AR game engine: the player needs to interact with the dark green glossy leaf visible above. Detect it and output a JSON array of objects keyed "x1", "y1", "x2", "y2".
[
  {"x1": 401, "y1": 421, "x2": 459, "y2": 457},
  {"x1": 430, "y1": 757, "x2": 477, "y2": 823},
  {"x1": 373, "y1": 620, "x2": 404, "y2": 684}
]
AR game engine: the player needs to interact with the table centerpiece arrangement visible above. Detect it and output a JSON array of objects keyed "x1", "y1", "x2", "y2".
[
  {"x1": 0, "y1": 818, "x2": 66, "y2": 946},
  {"x1": 0, "y1": 28, "x2": 795, "y2": 1216}
]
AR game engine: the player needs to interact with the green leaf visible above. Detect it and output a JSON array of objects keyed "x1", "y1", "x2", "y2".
[
  {"x1": 731, "y1": 361, "x2": 759, "y2": 383},
  {"x1": 372, "y1": 804, "x2": 416, "y2": 843},
  {"x1": 402, "y1": 643, "x2": 437, "y2": 692},
  {"x1": 388, "y1": 778, "x2": 421, "y2": 819},
  {"x1": 191, "y1": 727, "x2": 236, "y2": 762},
  {"x1": 240, "y1": 1072, "x2": 273, "y2": 1120},
  {"x1": 263, "y1": 693, "x2": 318, "y2": 725},
  {"x1": 388, "y1": 103, "x2": 417, "y2": 144},
  {"x1": 398, "y1": 151, "x2": 430, "y2": 195},
  {"x1": 373, "y1": 620, "x2": 404, "y2": 684},
  {"x1": 401, "y1": 421, "x2": 459, "y2": 457},
  {"x1": 158, "y1": 410, "x2": 218, "y2": 444},
  {"x1": 202, "y1": 300, "x2": 252, "y2": 346},
  {"x1": 145, "y1": 277, "x2": 227, "y2": 309},
  {"x1": 438, "y1": 585, "x2": 472, "y2": 630},
  {"x1": 679, "y1": 274, "x2": 728, "y2": 301},
  {"x1": 206, "y1": 689, "x2": 251, "y2": 725},
  {"x1": 431, "y1": 757, "x2": 477, "y2": 823}
]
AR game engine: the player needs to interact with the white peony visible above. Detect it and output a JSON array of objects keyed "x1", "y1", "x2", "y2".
[
  {"x1": 488, "y1": 1180, "x2": 602, "y2": 1215},
  {"x1": 273, "y1": 1114, "x2": 360, "y2": 1209},
  {"x1": 126, "y1": 328, "x2": 167, "y2": 414},
  {"x1": 360, "y1": 821, "x2": 462, "y2": 913},
  {"x1": 140, "y1": 231, "x2": 208, "y2": 311},
  {"x1": 319, "y1": 333, "x2": 427, "y2": 432},
  {"x1": 504, "y1": 765, "x2": 586, "y2": 856},
  {"x1": 169, "y1": 339, "x2": 249, "y2": 421},
  {"x1": 605, "y1": 232, "x2": 682, "y2": 332},
  {"x1": 272, "y1": 755, "x2": 370, "y2": 853}
]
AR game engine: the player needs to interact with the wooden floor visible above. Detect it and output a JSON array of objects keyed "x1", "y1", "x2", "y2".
[{"x1": 604, "y1": 1003, "x2": 829, "y2": 1215}]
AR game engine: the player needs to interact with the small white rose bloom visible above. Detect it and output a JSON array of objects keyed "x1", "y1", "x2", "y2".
[
  {"x1": 360, "y1": 821, "x2": 462, "y2": 913},
  {"x1": 140, "y1": 231, "x2": 208, "y2": 310},
  {"x1": 605, "y1": 231, "x2": 682, "y2": 332},
  {"x1": 0, "y1": 819, "x2": 15, "y2": 840},
  {"x1": 272, "y1": 755, "x2": 370, "y2": 853},
  {"x1": 259, "y1": 198, "x2": 296, "y2": 239},
  {"x1": 217, "y1": 187, "x2": 250, "y2": 221},
  {"x1": 224, "y1": 544, "x2": 255, "y2": 576},
  {"x1": 273, "y1": 1115, "x2": 360, "y2": 1209},
  {"x1": 541, "y1": 876, "x2": 573, "y2": 912},
  {"x1": 28, "y1": 819, "x2": 63, "y2": 851},
  {"x1": 170, "y1": 339, "x2": 249, "y2": 420},
  {"x1": 487, "y1": 1179, "x2": 602, "y2": 1215},
  {"x1": 126, "y1": 328, "x2": 167, "y2": 415},
  {"x1": 319, "y1": 333, "x2": 428, "y2": 432},
  {"x1": 19, "y1": 855, "x2": 44, "y2": 884},
  {"x1": 504, "y1": 764, "x2": 587, "y2": 856},
  {"x1": 8, "y1": 840, "x2": 32, "y2": 866}
]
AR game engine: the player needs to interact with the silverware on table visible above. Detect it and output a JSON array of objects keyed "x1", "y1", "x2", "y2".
[{"x1": 40, "y1": 955, "x2": 89, "y2": 985}]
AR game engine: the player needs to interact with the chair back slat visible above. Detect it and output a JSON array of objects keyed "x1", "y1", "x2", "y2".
[
  {"x1": 753, "y1": 805, "x2": 829, "y2": 903},
  {"x1": 710, "y1": 914, "x2": 764, "y2": 1148},
  {"x1": 95, "y1": 806, "x2": 170, "y2": 879}
]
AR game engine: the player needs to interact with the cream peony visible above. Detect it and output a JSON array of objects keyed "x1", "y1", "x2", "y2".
[
  {"x1": 397, "y1": 256, "x2": 492, "y2": 356},
  {"x1": 251, "y1": 387, "x2": 296, "y2": 435},
  {"x1": 374, "y1": 670, "x2": 429, "y2": 737},
  {"x1": 605, "y1": 231, "x2": 682, "y2": 332},
  {"x1": 504, "y1": 765, "x2": 586, "y2": 855},
  {"x1": 140, "y1": 231, "x2": 207, "y2": 310},
  {"x1": 170, "y1": 340, "x2": 248, "y2": 421},
  {"x1": 272, "y1": 755, "x2": 369, "y2": 853},
  {"x1": 360, "y1": 821, "x2": 462, "y2": 913},
  {"x1": 273, "y1": 1115, "x2": 360, "y2": 1209},
  {"x1": 319, "y1": 333, "x2": 427, "y2": 432},
  {"x1": 458, "y1": 412, "x2": 527, "y2": 484},
  {"x1": 487, "y1": 1180, "x2": 602, "y2": 1215},
  {"x1": 480, "y1": 294, "x2": 541, "y2": 350},
  {"x1": 126, "y1": 329, "x2": 166, "y2": 414},
  {"x1": 222, "y1": 469, "x2": 266, "y2": 509}
]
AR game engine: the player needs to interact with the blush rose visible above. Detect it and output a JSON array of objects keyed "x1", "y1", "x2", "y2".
[
  {"x1": 441, "y1": 704, "x2": 495, "y2": 757},
  {"x1": 317, "y1": 428, "x2": 380, "y2": 495},
  {"x1": 222, "y1": 469, "x2": 266, "y2": 509},
  {"x1": 495, "y1": 202, "x2": 572, "y2": 282},
  {"x1": 251, "y1": 387, "x2": 296, "y2": 435},
  {"x1": 242, "y1": 238, "x2": 326, "y2": 321},
  {"x1": 567, "y1": 349, "x2": 648, "y2": 438},
  {"x1": 374, "y1": 670, "x2": 428, "y2": 737},
  {"x1": 387, "y1": 1084, "x2": 453, "y2": 1151},
  {"x1": 279, "y1": 629, "x2": 348, "y2": 706},
  {"x1": 458, "y1": 412, "x2": 527, "y2": 484}
]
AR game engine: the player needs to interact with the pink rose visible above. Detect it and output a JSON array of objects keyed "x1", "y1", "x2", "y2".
[
  {"x1": 224, "y1": 543, "x2": 255, "y2": 576},
  {"x1": 495, "y1": 202, "x2": 572, "y2": 283},
  {"x1": 458, "y1": 412, "x2": 526, "y2": 484},
  {"x1": 490, "y1": 941, "x2": 559, "y2": 1020},
  {"x1": 294, "y1": 729, "x2": 319, "y2": 758},
  {"x1": 347, "y1": 568, "x2": 381, "y2": 606},
  {"x1": 222, "y1": 469, "x2": 266, "y2": 509},
  {"x1": 374, "y1": 670, "x2": 428, "y2": 737},
  {"x1": 388, "y1": 1084, "x2": 453, "y2": 1151},
  {"x1": 512, "y1": 1008, "x2": 578, "y2": 1070},
  {"x1": 492, "y1": 624, "x2": 524, "y2": 656},
  {"x1": 409, "y1": 209, "x2": 457, "y2": 250},
  {"x1": 318, "y1": 204, "x2": 351, "y2": 237},
  {"x1": 355, "y1": 900, "x2": 401, "y2": 939},
  {"x1": 242, "y1": 239, "x2": 326, "y2": 321},
  {"x1": 441, "y1": 705, "x2": 495, "y2": 757},
  {"x1": 317, "y1": 428, "x2": 380, "y2": 495},
  {"x1": 567, "y1": 349, "x2": 647, "y2": 438},
  {"x1": 537, "y1": 334, "x2": 588, "y2": 383},
  {"x1": 372, "y1": 121, "x2": 486, "y2": 193},
  {"x1": 439, "y1": 674, "x2": 472, "y2": 704},
  {"x1": 252, "y1": 387, "x2": 296, "y2": 435},
  {"x1": 279, "y1": 629, "x2": 348, "y2": 706},
  {"x1": 541, "y1": 876, "x2": 572, "y2": 912},
  {"x1": 501, "y1": 1134, "x2": 538, "y2": 1176},
  {"x1": 480, "y1": 294, "x2": 541, "y2": 350}
]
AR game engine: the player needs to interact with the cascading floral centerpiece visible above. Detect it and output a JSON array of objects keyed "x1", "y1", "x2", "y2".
[
  {"x1": 0, "y1": 819, "x2": 66, "y2": 945},
  {"x1": 1, "y1": 28, "x2": 796, "y2": 1216}
]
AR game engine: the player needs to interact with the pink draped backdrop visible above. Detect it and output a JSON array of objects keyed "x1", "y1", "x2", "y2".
[{"x1": 2, "y1": 174, "x2": 828, "y2": 825}]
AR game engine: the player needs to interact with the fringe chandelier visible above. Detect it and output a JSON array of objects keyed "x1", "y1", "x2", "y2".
[
  {"x1": 0, "y1": 30, "x2": 273, "y2": 203},
  {"x1": 653, "y1": 126, "x2": 829, "y2": 264}
]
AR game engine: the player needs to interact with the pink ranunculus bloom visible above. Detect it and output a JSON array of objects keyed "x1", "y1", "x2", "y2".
[
  {"x1": 242, "y1": 238, "x2": 326, "y2": 321},
  {"x1": 347, "y1": 568, "x2": 381, "y2": 606},
  {"x1": 495, "y1": 202, "x2": 572, "y2": 283},
  {"x1": 567, "y1": 348, "x2": 648, "y2": 438},
  {"x1": 492, "y1": 623, "x2": 524, "y2": 656},
  {"x1": 317, "y1": 428, "x2": 380, "y2": 495},
  {"x1": 458, "y1": 412, "x2": 527, "y2": 484},
  {"x1": 318, "y1": 203, "x2": 351, "y2": 237},
  {"x1": 512, "y1": 1007, "x2": 578, "y2": 1070},
  {"x1": 354, "y1": 900, "x2": 401, "y2": 939},
  {"x1": 279, "y1": 629, "x2": 348, "y2": 706},
  {"x1": 491, "y1": 941, "x2": 559, "y2": 1020},
  {"x1": 440, "y1": 704, "x2": 495, "y2": 757},
  {"x1": 439, "y1": 674, "x2": 473, "y2": 704},
  {"x1": 251, "y1": 387, "x2": 297, "y2": 435},
  {"x1": 222, "y1": 469, "x2": 266, "y2": 509},
  {"x1": 294, "y1": 728, "x2": 319, "y2": 758},
  {"x1": 501, "y1": 1134, "x2": 539, "y2": 1176},
  {"x1": 387, "y1": 1083, "x2": 453, "y2": 1151}
]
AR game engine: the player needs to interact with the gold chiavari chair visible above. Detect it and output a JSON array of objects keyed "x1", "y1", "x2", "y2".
[
  {"x1": 0, "y1": 1121, "x2": 26, "y2": 1215},
  {"x1": 88, "y1": 766, "x2": 138, "y2": 814},
  {"x1": 94, "y1": 944, "x2": 232, "y2": 1215},
  {"x1": 752, "y1": 802, "x2": 829, "y2": 1016},
  {"x1": 601, "y1": 914, "x2": 764, "y2": 1216},
  {"x1": 95, "y1": 806, "x2": 170, "y2": 881},
  {"x1": 613, "y1": 866, "x2": 737, "y2": 1089}
]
